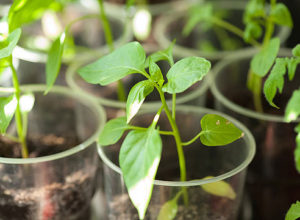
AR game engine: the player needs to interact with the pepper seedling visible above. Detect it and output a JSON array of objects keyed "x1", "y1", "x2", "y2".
[{"x1": 78, "y1": 41, "x2": 244, "y2": 219}]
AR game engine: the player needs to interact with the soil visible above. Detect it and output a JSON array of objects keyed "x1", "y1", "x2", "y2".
[{"x1": 0, "y1": 134, "x2": 96, "y2": 220}]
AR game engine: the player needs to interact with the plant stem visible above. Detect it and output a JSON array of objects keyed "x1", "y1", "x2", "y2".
[
  {"x1": 211, "y1": 17, "x2": 261, "y2": 47},
  {"x1": 156, "y1": 86, "x2": 188, "y2": 204},
  {"x1": 9, "y1": 56, "x2": 28, "y2": 158},
  {"x1": 182, "y1": 131, "x2": 204, "y2": 146}
]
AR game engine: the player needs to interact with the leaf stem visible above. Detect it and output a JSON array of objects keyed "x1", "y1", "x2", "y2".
[
  {"x1": 9, "y1": 56, "x2": 28, "y2": 158},
  {"x1": 211, "y1": 17, "x2": 261, "y2": 47},
  {"x1": 182, "y1": 131, "x2": 204, "y2": 146}
]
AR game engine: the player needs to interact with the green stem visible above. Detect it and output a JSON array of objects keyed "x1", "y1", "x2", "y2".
[
  {"x1": 156, "y1": 86, "x2": 188, "y2": 204},
  {"x1": 9, "y1": 56, "x2": 28, "y2": 158},
  {"x1": 97, "y1": 0, "x2": 114, "y2": 52},
  {"x1": 182, "y1": 131, "x2": 204, "y2": 146},
  {"x1": 211, "y1": 17, "x2": 261, "y2": 47}
]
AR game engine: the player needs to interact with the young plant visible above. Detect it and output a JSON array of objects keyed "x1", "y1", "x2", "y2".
[
  {"x1": 184, "y1": 0, "x2": 293, "y2": 112},
  {"x1": 78, "y1": 41, "x2": 244, "y2": 219},
  {"x1": 0, "y1": 0, "x2": 60, "y2": 157}
]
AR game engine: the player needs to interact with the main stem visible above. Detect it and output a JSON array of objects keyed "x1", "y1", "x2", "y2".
[
  {"x1": 9, "y1": 56, "x2": 28, "y2": 158},
  {"x1": 157, "y1": 87, "x2": 188, "y2": 204}
]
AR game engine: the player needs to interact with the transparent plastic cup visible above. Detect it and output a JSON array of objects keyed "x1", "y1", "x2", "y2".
[
  {"x1": 97, "y1": 105, "x2": 255, "y2": 220},
  {"x1": 0, "y1": 85, "x2": 106, "y2": 220}
]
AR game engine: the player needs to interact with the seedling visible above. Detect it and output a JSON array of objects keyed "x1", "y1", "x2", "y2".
[
  {"x1": 184, "y1": 0, "x2": 293, "y2": 112},
  {"x1": 78, "y1": 41, "x2": 243, "y2": 219}
]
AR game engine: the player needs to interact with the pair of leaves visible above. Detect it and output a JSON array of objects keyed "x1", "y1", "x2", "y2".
[{"x1": 264, "y1": 44, "x2": 300, "y2": 108}]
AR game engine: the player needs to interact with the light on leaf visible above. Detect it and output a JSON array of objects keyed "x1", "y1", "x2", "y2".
[
  {"x1": 133, "y1": 9, "x2": 152, "y2": 41},
  {"x1": 20, "y1": 93, "x2": 35, "y2": 113}
]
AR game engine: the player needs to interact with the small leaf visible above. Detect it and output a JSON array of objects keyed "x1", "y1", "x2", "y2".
[
  {"x1": 263, "y1": 58, "x2": 286, "y2": 108},
  {"x1": 183, "y1": 4, "x2": 213, "y2": 36},
  {"x1": 126, "y1": 80, "x2": 154, "y2": 123},
  {"x1": 98, "y1": 117, "x2": 128, "y2": 146},
  {"x1": 270, "y1": 3, "x2": 293, "y2": 28},
  {"x1": 251, "y1": 37, "x2": 280, "y2": 77},
  {"x1": 149, "y1": 58, "x2": 164, "y2": 86},
  {"x1": 162, "y1": 57, "x2": 211, "y2": 94},
  {"x1": 286, "y1": 57, "x2": 300, "y2": 81},
  {"x1": 0, "y1": 95, "x2": 17, "y2": 134},
  {"x1": 284, "y1": 89, "x2": 300, "y2": 122},
  {"x1": 0, "y1": 28, "x2": 21, "y2": 59},
  {"x1": 294, "y1": 124, "x2": 300, "y2": 173},
  {"x1": 78, "y1": 42, "x2": 146, "y2": 85},
  {"x1": 200, "y1": 114, "x2": 243, "y2": 146},
  {"x1": 157, "y1": 198, "x2": 178, "y2": 220},
  {"x1": 145, "y1": 40, "x2": 175, "y2": 67},
  {"x1": 201, "y1": 176, "x2": 236, "y2": 199},
  {"x1": 292, "y1": 45, "x2": 300, "y2": 58},
  {"x1": 285, "y1": 201, "x2": 300, "y2": 220},
  {"x1": 243, "y1": 21, "x2": 262, "y2": 42},
  {"x1": 119, "y1": 126, "x2": 162, "y2": 219},
  {"x1": 45, "y1": 32, "x2": 66, "y2": 94}
]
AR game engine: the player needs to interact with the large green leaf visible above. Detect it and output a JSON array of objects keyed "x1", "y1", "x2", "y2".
[
  {"x1": 98, "y1": 117, "x2": 128, "y2": 146},
  {"x1": 145, "y1": 40, "x2": 175, "y2": 67},
  {"x1": 270, "y1": 3, "x2": 293, "y2": 28},
  {"x1": 162, "y1": 57, "x2": 211, "y2": 94},
  {"x1": 119, "y1": 126, "x2": 162, "y2": 219},
  {"x1": 263, "y1": 58, "x2": 286, "y2": 108},
  {"x1": 0, "y1": 28, "x2": 22, "y2": 59},
  {"x1": 78, "y1": 42, "x2": 146, "y2": 85},
  {"x1": 0, "y1": 95, "x2": 17, "y2": 134},
  {"x1": 126, "y1": 80, "x2": 154, "y2": 123},
  {"x1": 294, "y1": 124, "x2": 300, "y2": 173},
  {"x1": 45, "y1": 32, "x2": 66, "y2": 94},
  {"x1": 201, "y1": 176, "x2": 236, "y2": 199},
  {"x1": 8, "y1": 0, "x2": 55, "y2": 32},
  {"x1": 200, "y1": 114, "x2": 243, "y2": 146},
  {"x1": 285, "y1": 201, "x2": 300, "y2": 220},
  {"x1": 284, "y1": 89, "x2": 300, "y2": 122},
  {"x1": 251, "y1": 38, "x2": 280, "y2": 77}
]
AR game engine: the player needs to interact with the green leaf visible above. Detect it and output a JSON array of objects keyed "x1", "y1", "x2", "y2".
[
  {"x1": 270, "y1": 3, "x2": 293, "y2": 28},
  {"x1": 183, "y1": 4, "x2": 213, "y2": 36},
  {"x1": 0, "y1": 28, "x2": 22, "y2": 59},
  {"x1": 78, "y1": 42, "x2": 146, "y2": 85},
  {"x1": 126, "y1": 0, "x2": 135, "y2": 8},
  {"x1": 0, "y1": 95, "x2": 17, "y2": 134},
  {"x1": 285, "y1": 201, "x2": 300, "y2": 220},
  {"x1": 98, "y1": 117, "x2": 128, "y2": 146},
  {"x1": 45, "y1": 32, "x2": 66, "y2": 94},
  {"x1": 119, "y1": 126, "x2": 162, "y2": 219},
  {"x1": 286, "y1": 57, "x2": 300, "y2": 81},
  {"x1": 8, "y1": 0, "x2": 55, "y2": 32},
  {"x1": 126, "y1": 80, "x2": 154, "y2": 123},
  {"x1": 243, "y1": 21, "x2": 262, "y2": 42},
  {"x1": 145, "y1": 40, "x2": 175, "y2": 67},
  {"x1": 251, "y1": 38, "x2": 280, "y2": 77},
  {"x1": 157, "y1": 197, "x2": 178, "y2": 220},
  {"x1": 200, "y1": 114, "x2": 243, "y2": 146},
  {"x1": 292, "y1": 45, "x2": 300, "y2": 58},
  {"x1": 294, "y1": 124, "x2": 300, "y2": 173},
  {"x1": 149, "y1": 58, "x2": 164, "y2": 86},
  {"x1": 263, "y1": 58, "x2": 286, "y2": 108},
  {"x1": 201, "y1": 176, "x2": 236, "y2": 199},
  {"x1": 162, "y1": 57, "x2": 211, "y2": 94},
  {"x1": 284, "y1": 89, "x2": 300, "y2": 122}
]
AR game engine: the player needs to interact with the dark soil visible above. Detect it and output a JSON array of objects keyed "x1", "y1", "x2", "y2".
[{"x1": 0, "y1": 135, "x2": 95, "y2": 220}]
